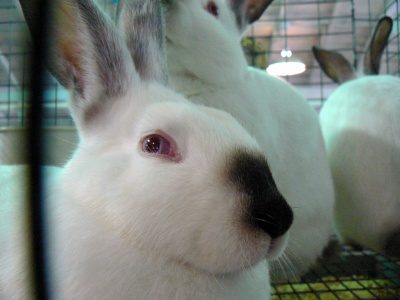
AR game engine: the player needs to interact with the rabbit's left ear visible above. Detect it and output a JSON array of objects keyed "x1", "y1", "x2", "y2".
[
  {"x1": 116, "y1": 0, "x2": 168, "y2": 85},
  {"x1": 312, "y1": 46, "x2": 357, "y2": 84},
  {"x1": 19, "y1": 0, "x2": 138, "y2": 134},
  {"x1": 230, "y1": 0, "x2": 273, "y2": 31},
  {"x1": 364, "y1": 16, "x2": 393, "y2": 75}
]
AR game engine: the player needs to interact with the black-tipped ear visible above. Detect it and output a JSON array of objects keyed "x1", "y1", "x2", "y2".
[
  {"x1": 19, "y1": 0, "x2": 137, "y2": 131},
  {"x1": 364, "y1": 16, "x2": 393, "y2": 75},
  {"x1": 312, "y1": 46, "x2": 357, "y2": 84},
  {"x1": 117, "y1": 0, "x2": 168, "y2": 85}
]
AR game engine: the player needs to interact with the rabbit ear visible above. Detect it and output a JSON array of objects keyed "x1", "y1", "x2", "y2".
[
  {"x1": 116, "y1": 0, "x2": 168, "y2": 85},
  {"x1": 19, "y1": 0, "x2": 138, "y2": 132},
  {"x1": 245, "y1": 0, "x2": 273, "y2": 23},
  {"x1": 230, "y1": 0, "x2": 273, "y2": 31},
  {"x1": 312, "y1": 46, "x2": 357, "y2": 84},
  {"x1": 364, "y1": 16, "x2": 393, "y2": 75}
]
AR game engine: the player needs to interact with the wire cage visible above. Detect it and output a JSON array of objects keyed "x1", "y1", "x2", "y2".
[
  {"x1": 0, "y1": 0, "x2": 116, "y2": 127},
  {"x1": 272, "y1": 238, "x2": 400, "y2": 299},
  {"x1": 244, "y1": 0, "x2": 400, "y2": 111},
  {"x1": 0, "y1": 0, "x2": 399, "y2": 299}
]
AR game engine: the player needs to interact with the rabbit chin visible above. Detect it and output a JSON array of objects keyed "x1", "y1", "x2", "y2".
[{"x1": 182, "y1": 231, "x2": 289, "y2": 274}]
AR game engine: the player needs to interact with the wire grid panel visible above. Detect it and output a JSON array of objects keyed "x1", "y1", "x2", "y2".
[
  {"x1": 0, "y1": 0, "x2": 117, "y2": 127},
  {"x1": 1, "y1": 0, "x2": 399, "y2": 125},
  {"x1": 244, "y1": 0, "x2": 400, "y2": 111},
  {"x1": 272, "y1": 241, "x2": 400, "y2": 300}
]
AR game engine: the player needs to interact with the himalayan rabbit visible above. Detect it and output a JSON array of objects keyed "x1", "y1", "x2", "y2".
[
  {"x1": 127, "y1": 0, "x2": 335, "y2": 280},
  {"x1": 313, "y1": 16, "x2": 400, "y2": 258},
  {"x1": 0, "y1": 0, "x2": 294, "y2": 298}
]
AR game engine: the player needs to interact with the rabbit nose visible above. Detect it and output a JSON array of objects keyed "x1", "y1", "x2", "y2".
[{"x1": 229, "y1": 150, "x2": 294, "y2": 239}]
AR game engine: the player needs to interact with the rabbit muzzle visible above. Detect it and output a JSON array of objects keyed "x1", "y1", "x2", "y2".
[{"x1": 229, "y1": 150, "x2": 294, "y2": 242}]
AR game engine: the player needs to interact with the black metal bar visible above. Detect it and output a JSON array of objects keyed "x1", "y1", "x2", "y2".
[{"x1": 26, "y1": 0, "x2": 52, "y2": 299}]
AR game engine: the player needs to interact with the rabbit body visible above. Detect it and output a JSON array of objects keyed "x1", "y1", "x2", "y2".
[
  {"x1": 0, "y1": 0, "x2": 295, "y2": 298},
  {"x1": 163, "y1": 0, "x2": 335, "y2": 279},
  {"x1": 319, "y1": 75, "x2": 400, "y2": 257},
  {"x1": 314, "y1": 17, "x2": 400, "y2": 258}
]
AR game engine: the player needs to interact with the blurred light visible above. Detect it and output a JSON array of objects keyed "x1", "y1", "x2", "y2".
[
  {"x1": 266, "y1": 61, "x2": 306, "y2": 76},
  {"x1": 280, "y1": 49, "x2": 292, "y2": 58},
  {"x1": 267, "y1": 49, "x2": 306, "y2": 76}
]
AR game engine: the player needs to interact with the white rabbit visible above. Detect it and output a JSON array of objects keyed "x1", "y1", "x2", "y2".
[
  {"x1": 313, "y1": 16, "x2": 400, "y2": 258},
  {"x1": 0, "y1": 0, "x2": 295, "y2": 299},
  {"x1": 139, "y1": 0, "x2": 335, "y2": 280}
]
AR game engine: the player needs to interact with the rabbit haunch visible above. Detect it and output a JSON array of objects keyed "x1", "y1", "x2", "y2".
[
  {"x1": 155, "y1": 0, "x2": 335, "y2": 280},
  {"x1": 313, "y1": 16, "x2": 400, "y2": 258},
  {"x1": 0, "y1": 0, "x2": 293, "y2": 298}
]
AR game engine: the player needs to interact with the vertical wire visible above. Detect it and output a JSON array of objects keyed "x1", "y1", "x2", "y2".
[
  {"x1": 21, "y1": 52, "x2": 26, "y2": 127},
  {"x1": 350, "y1": 0, "x2": 358, "y2": 70},
  {"x1": 251, "y1": 24, "x2": 256, "y2": 67},
  {"x1": 397, "y1": 0, "x2": 400, "y2": 76},
  {"x1": 282, "y1": 0, "x2": 288, "y2": 81},
  {"x1": 26, "y1": 0, "x2": 52, "y2": 298},
  {"x1": 384, "y1": 0, "x2": 390, "y2": 74},
  {"x1": 316, "y1": 0, "x2": 324, "y2": 108},
  {"x1": 6, "y1": 0, "x2": 12, "y2": 126}
]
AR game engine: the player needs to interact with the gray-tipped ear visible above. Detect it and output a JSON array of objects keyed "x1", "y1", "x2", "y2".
[
  {"x1": 117, "y1": 0, "x2": 168, "y2": 85},
  {"x1": 364, "y1": 16, "x2": 393, "y2": 75},
  {"x1": 19, "y1": 0, "x2": 137, "y2": 131},
  {"x1": 246, "y1": 0, "x2": 273, "y2": 24},
  {"x1": 230, "y1": 0, "x2": 273, "y2": 32},
  {"x1": 312, "y1": 46, "x2": 357, "y2": 84}
]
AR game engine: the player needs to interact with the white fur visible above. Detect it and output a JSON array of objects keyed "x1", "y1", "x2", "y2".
[
  {"x1": 163, "y1": 0, "x2": 335, "y2": 280},
  {"x1": 315, "y1": 16, "x2": 400, "y2": 258},
  {"x1": 0, "y1": 0, "x2": 295, "y2": 298},
  {"x1": 319, "y1": 75, "x2": 400, "y2": 255}
]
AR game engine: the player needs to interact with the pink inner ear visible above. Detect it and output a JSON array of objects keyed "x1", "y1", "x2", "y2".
[{"x1": 61, "y1": 41, "x2": 86, "y2": 94}]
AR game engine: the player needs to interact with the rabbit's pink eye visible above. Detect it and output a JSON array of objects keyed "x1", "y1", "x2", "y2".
[
  {"x1": 143, "y1": 135, "x2": 173, "y2": 156},
  {"x1": 206, "y1": 1, "x2": 219, "y2": 17}
]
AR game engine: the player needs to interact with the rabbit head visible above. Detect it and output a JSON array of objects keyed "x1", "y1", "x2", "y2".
[
  {"x1": 160, "y1": 0, "x2": 273, "y2": 38},
  {"x1": 313, "y1": 16, "x2": 400, "y2": 258},
  {"x1": 20, "y1": 0, "x2": 293, "y2": 276},
  {"x1": 154, "y1": 0, "x2": 273, "y2": 85}
]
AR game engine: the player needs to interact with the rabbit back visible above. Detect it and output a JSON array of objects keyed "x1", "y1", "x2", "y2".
[
  {"x1": 319, "y1": 75, "x2": 400, "y2": 257},
  {"x1": 314, "y1": 16, "x2": 400, "y2": 258}
]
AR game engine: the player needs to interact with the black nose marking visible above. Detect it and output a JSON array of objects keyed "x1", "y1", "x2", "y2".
[{"x1": 229, "y1": 150, "x2": 293, "y2": 238}]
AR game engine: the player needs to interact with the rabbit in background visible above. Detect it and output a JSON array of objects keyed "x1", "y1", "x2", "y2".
[
  {"x1": 0, "y1": 0, "x2": 294, "y2": 299},
  {"x1": 313, "y1": 16, "x2": 400, "y2": 258},
  {"x1": 134, "y1": 0, "x2": 335, "y2": 280}
]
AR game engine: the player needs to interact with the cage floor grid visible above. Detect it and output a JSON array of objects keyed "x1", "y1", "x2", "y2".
[{"x1": 272, "y1": 243, "x2": 400, "y2": 300}]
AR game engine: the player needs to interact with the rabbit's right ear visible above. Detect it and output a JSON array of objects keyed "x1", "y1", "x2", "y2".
[
  {"x1": 230, "y1": 0, "x2": 273, "y2": 32},
  {"x1": 312, "y1": 46, "x2": 357, "y2": 84},
  {"x1": 364, "y1": 16, "x2": 393, "y2": 75},
  {"x1": 19, "y1": 0, "x2": 138, "y2": 133},
  {"x1": 116, "y1": 0, "x2": 168, "y2": 85}
]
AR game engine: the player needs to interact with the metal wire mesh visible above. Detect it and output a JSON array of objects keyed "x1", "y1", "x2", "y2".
[
  {"x1": 244, "y1": 0, "x2": 400, "y2": 110},
  {"x1": 272, "y1": 238, "x2": 400, "y2": 299},
  {"x1": 0, "y1": 0, "x2": 117, "y2": 127},
  {"x1": 0, "y1": 1, "x2": 399, "y2": 299},
  {"x1": 1, "y1": 0, "x2": 399, "y2": 123}
]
